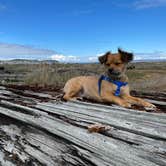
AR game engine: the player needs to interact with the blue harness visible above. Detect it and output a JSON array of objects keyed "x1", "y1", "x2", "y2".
[{"x1": 98, "y1": 75, "x2": 128, "y2": 96}]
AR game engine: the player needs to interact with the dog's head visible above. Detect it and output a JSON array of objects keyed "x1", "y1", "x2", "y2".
[{"x1": 98, "y1": 48, "x2": 133, "y2": 77}]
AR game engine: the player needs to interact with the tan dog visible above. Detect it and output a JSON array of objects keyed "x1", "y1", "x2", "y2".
[{"x1": 63, "y1": 48, "x2": 156, "y2": 109}]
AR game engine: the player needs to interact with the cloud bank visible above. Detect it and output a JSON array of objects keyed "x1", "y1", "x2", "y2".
[
  {"x1": 0, "y1": 43, "x2": 80, "y2": 62},
  {"x1": 0, "y1": 43, "x2": 165, "y2": 62},
  {"x1": 88, "y1": 53, "x2": 104, "y2": 62},
  {"x1": 88, "y1": 51, "x2": 166, "y2": 62},
  {"x1": 51, "y1": 54, "x2": 80, "y2": 62},
  {"x1": 135, "y1": 51, "x2": 166, "y2": 60},
  {"x1": 0, "y1": 43, "x2": 56, "y2": 59}
]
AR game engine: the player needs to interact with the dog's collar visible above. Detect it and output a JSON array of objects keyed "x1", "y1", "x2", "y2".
[{"x1": 98, "y1": 75, "x2": 128, "y2": 96}]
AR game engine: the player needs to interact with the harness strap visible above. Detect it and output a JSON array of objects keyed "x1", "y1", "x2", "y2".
[{"x1": 98, "y1": 75, "x2": 128, "y2": 96}]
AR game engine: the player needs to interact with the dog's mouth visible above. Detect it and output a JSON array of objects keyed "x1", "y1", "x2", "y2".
[{"x1": 108, "y1": 69, "x2": 121, "y2": 76}]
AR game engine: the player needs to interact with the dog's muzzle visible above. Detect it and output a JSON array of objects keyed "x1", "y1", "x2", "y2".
[{"x1": 108, "y1": 69, "x2": 120, "y2": 75}]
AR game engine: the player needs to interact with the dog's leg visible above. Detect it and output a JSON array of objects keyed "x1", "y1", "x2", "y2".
[
  {"x1": 63, "y1": 93, "x2": 77, "y2": 101},
  {"x1": 122, "y1": 95, "x2": 156, "y2": 108},
  {"x1": 63, "y1": 88, "x2": 82, "y2": 101},
  {"x1": 63, "y1": 82, "x2": 82, "y2": 101},
  {"x1": 101, "y1": 93, "x2": 131, "y2": 108}
]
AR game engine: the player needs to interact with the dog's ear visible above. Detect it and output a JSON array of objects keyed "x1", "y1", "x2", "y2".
[
  {"x1": 118, "y1": 48, "x2": 133, "y2": 63},
  {"x1": 98, "y1": 51, "x2": 110, "y2": 64}
]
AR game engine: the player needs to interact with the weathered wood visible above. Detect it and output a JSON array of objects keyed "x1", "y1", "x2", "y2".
[
  {"x1": 36, "y1": 101, "x2": 166, "y2": 140},
  {"x1": 145, "y1": 98, "x2": 166, "y2": 106},
  {"x1": 0, "y1": 102, "x2": 165, "y2": 166},
  {"x1": 0, "y1": 120, "x2": 92, "y2": 166},
  {"x1": 0, "y1": 86, "x2": 165, "y2": 166}
]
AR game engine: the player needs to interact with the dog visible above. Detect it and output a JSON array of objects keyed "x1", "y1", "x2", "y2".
[{"x1": 63, "y1": 48, "x2": 156, "y2": 109}]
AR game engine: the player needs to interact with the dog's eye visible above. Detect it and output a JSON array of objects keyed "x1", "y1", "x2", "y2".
[
  {"x1": 115, "y1": 62, "x2": 121, "y2": 65},
  {"x1": 105, "y1": 63, "x2": 110, "y2": 66}
]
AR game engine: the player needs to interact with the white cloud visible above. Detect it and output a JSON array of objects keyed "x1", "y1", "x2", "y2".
[
  {"x1": 51, "y1": 54, "x2": 66, "y2": 61},
  {"x1": 88, "y1": 53, "x2": 104, "y2": 62},
  {"x1": 88, "y1": 56, "x2": 98, "y2": 62},
  {"x1": 51, "y1": 54, "x2": 80, "y2": 62},
  {"x1": 135, "y1": 51, "x2": 166, "y2": 60},
  {"x1": 133, "y1": 0, "x2": 166, "y2": 9},
  {"x1": 88, "y1": 51, "x2": 166, "y2": 62},
  {"x1": 134, "y1": 55, "x2": 142, "y2": 60},
  {"x1": 0, "y1": 43, "x2": 56, "y2": 59}
]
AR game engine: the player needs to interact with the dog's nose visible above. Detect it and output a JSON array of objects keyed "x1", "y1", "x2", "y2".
[{"x1": 108, "y1": 68, "x2": 113, "y2": 73}]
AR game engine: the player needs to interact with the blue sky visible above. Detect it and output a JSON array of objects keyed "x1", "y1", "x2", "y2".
[{"x1": 0, "y1": 0, "x2": 166, "y2": 62}]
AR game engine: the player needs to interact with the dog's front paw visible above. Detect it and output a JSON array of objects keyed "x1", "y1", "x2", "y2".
[
  {"x1": 121, "y1": 102, "x2": 131, "y2": 108},
  {"x1": 144, "y1": 102, "x2": 156, "y2": 110}
]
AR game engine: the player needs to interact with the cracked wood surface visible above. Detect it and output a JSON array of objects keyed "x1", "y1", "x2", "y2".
[{"x1": 0, "y1": 86, "x2": 165, "y2": 166}]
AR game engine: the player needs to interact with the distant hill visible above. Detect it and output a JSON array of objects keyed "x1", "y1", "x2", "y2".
[
  {"x1": 133, "y1": 59, "x2": 166, "y2": 63},
  {"x1": 0, "y1": 59, "x2": 59, "y2": 64},
  {"x1": 0, "y1": 58, "x2": 165, "y2": 64}
]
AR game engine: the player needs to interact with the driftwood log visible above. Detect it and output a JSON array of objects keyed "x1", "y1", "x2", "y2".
[{"x1": 0, "y1": 86, "x2": 165, "y2": 166}]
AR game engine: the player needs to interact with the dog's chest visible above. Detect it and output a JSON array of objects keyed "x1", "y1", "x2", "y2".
[{"x1": 107, "y1": 82, "x2": 129, "y2": 96}]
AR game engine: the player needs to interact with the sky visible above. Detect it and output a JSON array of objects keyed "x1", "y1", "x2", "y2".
[{"x1": 0, "y1": 0, "x2": 166, "y2": 62}]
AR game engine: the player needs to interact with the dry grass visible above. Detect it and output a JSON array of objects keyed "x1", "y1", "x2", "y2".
[
  {"x1": 24, "y1": 63, "x2": 102, "y2": 87},
  {"x1": 1, "y1": 62, "x2": 166, "y2": 92}
]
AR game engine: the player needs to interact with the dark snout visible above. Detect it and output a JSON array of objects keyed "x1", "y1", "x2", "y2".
[
  {"x1": 108, "y1": 68, "x2": 121, "y2": 75},
  {"x1": 108, "y1": 68, "x2": 113, "y2": 73}
]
